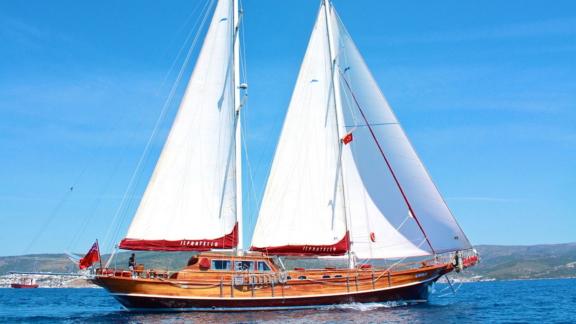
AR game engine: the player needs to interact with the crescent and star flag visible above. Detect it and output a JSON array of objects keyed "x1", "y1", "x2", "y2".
[
  {"x1": 79, "y1": 241, "x2": 101, "y2": 270},
  {"x1": 342, "y1": 132, "x2": 353, "y2": 145}
]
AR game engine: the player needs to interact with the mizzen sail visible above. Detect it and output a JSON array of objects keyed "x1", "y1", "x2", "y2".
[{"x1": 120, "y1": 0, "x2": 239, "y2": 251}]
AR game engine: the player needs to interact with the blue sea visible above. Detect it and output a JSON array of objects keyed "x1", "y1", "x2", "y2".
[{"x1": 0, "y1": 279, "x2": 574, "y2": 323}]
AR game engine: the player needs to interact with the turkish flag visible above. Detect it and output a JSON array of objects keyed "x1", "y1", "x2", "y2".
[
  {"x1": 342, "y1": 132, "x2": 353, "y2": 145},
  {"x1": 79, "y1": 241, "x2": 100, "y2": 270}
]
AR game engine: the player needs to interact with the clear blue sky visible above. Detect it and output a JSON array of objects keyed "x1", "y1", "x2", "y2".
[{"x1": 0, "y1": 0, "x2": 574, "y2": 256}]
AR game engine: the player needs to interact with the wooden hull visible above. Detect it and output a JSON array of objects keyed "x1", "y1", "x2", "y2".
[
  {"x1": 109, "y1": 278, "x2": 433, "y2": 311},
  {"x1": 93, "y1": 258, "x2": 452, "y2": 311}
]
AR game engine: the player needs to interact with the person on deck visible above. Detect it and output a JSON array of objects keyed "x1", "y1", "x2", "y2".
[{"x1": 128, "y1": 253, "x2": 135, "y2": 271}]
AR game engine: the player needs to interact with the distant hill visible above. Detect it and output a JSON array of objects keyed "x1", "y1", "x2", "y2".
[
  {"x1": 1, "y1": 243, "x2": 575, "y2": 281},
  {"x1": 456, "y1": 243, "x2": 576, "y2": 280},
  {"x1": 0, "y1": 252, "x2": 195, "y2": 276}
]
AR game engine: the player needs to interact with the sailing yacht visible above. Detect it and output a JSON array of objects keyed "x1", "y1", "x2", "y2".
[{"x1": 92, "y1": 0, "x2": 478, "y2": 310}]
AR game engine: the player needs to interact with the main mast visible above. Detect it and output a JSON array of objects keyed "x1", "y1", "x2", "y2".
[
  {"x1": 233, "y1": 0, "x2": 243, "y2": 253},
  {"x1": 323, "y1": 0, "x2": 354, "y2": 269}
]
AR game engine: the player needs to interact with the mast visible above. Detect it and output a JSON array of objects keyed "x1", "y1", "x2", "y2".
[
  {"x1": 323, "y1": 0, "x2": 354, "y2": 269},
  {"x1": 233, "y1": 0, "x2": 243, "y2": 253}
]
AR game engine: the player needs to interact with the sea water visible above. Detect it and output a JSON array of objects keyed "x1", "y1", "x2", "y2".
[{"x1": 0, "y1": 278, "x2": 574, "y2": 323}]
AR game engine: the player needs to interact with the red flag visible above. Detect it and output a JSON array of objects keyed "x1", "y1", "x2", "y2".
[
  {"x1": 79, "y1": 241, "x2": 100, "y2": 270},
  {"x1": 342, "y1": 132, "x2": 353, "y2": 145}
]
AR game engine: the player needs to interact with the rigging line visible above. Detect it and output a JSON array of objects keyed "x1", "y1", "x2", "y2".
[
  {"x1": 108, "y1": 0, "x2": 220, "y2": 251},
  {"x1": 438, "y1": 275, "x2": 462, "y2": 297},
  {"x1": 120, "y1": 0, "x2": 217, "y2": 224},
  {"x1": 68, "y1": 173, "x2": 118, "y2": 252},
  {"x1": 338, "y1": 67, "x2": 361, "y2": 129},
  {"x1": 23, "y1": 189, "x2": 73, "y2": 254},
  {"x1": 158, "y1": 0, "x2": 211, "y2": 91},
  {"x1": 338, "y1": 71, "x2": 436, "y2": 255},
  {"x1": 114, "y1": 1, "x2": 215, "y2": 236},
  {"x1": 241, "y1": 113, "x2": 259, "y2": 236},
  {"x1": 373, "y1": 238, "x2": 429, "y2": 282},
  {"x1": 67, "y1": 101, "x2": 148, "y2": 253},
  {"x1": 103, "y1": 0, "x2": 217, "y2": 252},
  {"x1": 93, "y1": 110, "x2": 153, "y2": 252},
  {"x1": 394, "y1": 212, "x2": 414, "y2": 233},
  {"x1": 29, "y1": 106, "x2": 141, "y2": 254},
  {"x1": 27, "y1": 99, "x2": 142, "y2": 254},
  {"x1": 107, "y1": 0, "x2": 217, "y2": 248}
]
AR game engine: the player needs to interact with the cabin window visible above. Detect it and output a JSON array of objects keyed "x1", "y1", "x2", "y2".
[
  {"x1": 211, "y1": 260, "x2": 231, "y2": 270},
  {"x1": 298, "y1": 275, "x2": 307, "y2": 280},
  {"x1": 286, "y1": 276, "x2": 292, "y2": 280},
  {"x1": 322, "y1": 275, "x2": 331, "y2": 279},
  {"x1": 234, "y1": 261, "x2": 254, "y2": 271},
  {"x1": 335, "y1": 275, "x2": 343, "y2": 278},
  {"x1": 257, "y1": 261, "x2": 271, "y2": 272}
]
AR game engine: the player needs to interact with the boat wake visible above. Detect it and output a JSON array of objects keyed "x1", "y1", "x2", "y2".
[{"x1": 321, "y1": 301, "x2": 411, "y2": 312}]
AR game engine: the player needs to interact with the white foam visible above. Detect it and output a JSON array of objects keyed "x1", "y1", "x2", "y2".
[{"x1": 321, "y1": 301, "x2": 409, "y2": 312}]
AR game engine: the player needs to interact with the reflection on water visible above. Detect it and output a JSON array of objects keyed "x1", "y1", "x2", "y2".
[
  {"x1": 1, "y1": 279, "x2": 575, "y2": 323},
  {"x1": 77, "y1": 301, "x2": 431, "y2": 324}
]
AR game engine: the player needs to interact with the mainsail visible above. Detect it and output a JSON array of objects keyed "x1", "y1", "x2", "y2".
[
  {"x1": 120, "y1": 0, "x2": 241, "y2": 251},
  {"x1": 251, "y1": 1, "x2": 471, "y2": 258}
]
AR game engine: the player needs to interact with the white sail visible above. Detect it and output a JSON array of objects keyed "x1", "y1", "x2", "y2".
[
  {"x1": 252, "y1": 2, "x2": 471, "y2": 258},
  {"x1": 120, "y1": 0, "x2": 239, "y2": 251},
  {"x1": 251, "y1": 5, "x2": 349, "y2": 255},
  {"x1": 330, "y1": 9, "x2": 472, "y2": 256},
  {"x1": 341, "y1": 141, "x2": 432, "y2": 259}
]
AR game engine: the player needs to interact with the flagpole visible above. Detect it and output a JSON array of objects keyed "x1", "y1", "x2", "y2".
[{"x1": 96, "y1": 239, "x2": 103, "y2": 270}]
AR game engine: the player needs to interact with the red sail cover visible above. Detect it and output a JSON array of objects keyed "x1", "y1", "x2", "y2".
[
  {"x1": 251, "y1": 232, "x2": 349, "y2": 256},
  {"x1": 79, "y1": 241, "x2": 100, "y2": 269},
  {"x1": 119, "y1": 223, "x2": 238, "y2": 251}
]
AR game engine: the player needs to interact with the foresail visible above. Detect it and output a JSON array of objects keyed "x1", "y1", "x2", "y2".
[
  {"x1": 331, "y1": 10, "x2": 472, "y2": 256},
  {"x1": 120, "y1": 0, "x2": 238, "y2": 251},
  {"x1": 341, "y1": 140, "x2": 432, "y2": 259},
  {"x1": 250, "y1": 6, "x2": 349, "y2": 256}
]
